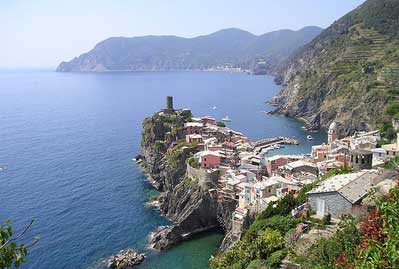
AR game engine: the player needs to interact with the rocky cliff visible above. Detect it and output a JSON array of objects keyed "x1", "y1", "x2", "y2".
[
  {"x1": 273, "y1": 0, "x2": 399, "y2": 136},
  {"x1": 140, "y1": 109, "x2": 236, "y2": 250}
]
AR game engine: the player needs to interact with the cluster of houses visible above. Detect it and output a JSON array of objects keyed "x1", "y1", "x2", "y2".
[
  {"x1": 306, "y1": 121, "x2": 399, "y2": 219},
  {"x1": 168, "y1": 88, "x2": 397, "y2": 234}
]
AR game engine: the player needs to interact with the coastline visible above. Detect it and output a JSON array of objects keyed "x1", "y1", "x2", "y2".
[{"x1": 133, "y1": 75, "x2": 327, "y2": 267}]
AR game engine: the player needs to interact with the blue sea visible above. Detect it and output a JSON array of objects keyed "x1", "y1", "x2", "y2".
[{"x1": 0, "y1": 70, "x2": 326, "y2": 269}]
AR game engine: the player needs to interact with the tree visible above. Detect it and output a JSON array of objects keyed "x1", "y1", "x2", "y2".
[{"x1": 0, "y1": 220, "x2": 39, "y2": 269}]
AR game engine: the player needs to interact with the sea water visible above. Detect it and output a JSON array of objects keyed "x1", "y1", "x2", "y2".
[{"x1": 0, "y1": 70, "x2": 325, "y2": 269}]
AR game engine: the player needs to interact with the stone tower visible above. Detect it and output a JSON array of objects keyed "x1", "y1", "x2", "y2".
[
  {"x1": 328, "y1": 122, "x2": 339, "y2": 144},
  {"x1": 166, "y1": 96, "x2": 174, "y2": 112}
]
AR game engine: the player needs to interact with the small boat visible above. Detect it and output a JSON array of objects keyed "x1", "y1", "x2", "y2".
[
  {"x1": 212, "y1": 106, "x2": 217, "y2": 110},
  {"x1": 307, "y1": 135, "x2": 313, "y2": 140},
  {"x1": 221, "y1": 116, "x2": 231, "y2": 122}
]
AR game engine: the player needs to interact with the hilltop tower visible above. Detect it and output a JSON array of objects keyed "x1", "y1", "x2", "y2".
[{"x1": 165, "y1": 96, "x2": 174, "y2": 113}]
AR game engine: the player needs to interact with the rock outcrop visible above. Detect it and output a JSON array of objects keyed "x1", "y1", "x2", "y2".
[
  {"x1": 107, "y1": 249, "x2": 145, "y2": 268},
  {"x1": 140, "y1": 109, "x2": 237, "y2": 250}
]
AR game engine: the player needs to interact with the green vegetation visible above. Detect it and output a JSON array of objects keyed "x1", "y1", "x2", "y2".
[
  {"x1": 379, "y1": 122, "x2": 396, "y2": 143},
  {"x1": 182, "y1": 176, "x2": 199, "y2": 187},
  {"x1": 210, "y1": 186, "x2": 312, "y2": 269},
  {"x1": 244, "y1": 215, "x2": 298, "y2": 241},
  {"x1": 58, "y1": 27, "x2": 322, "y2": 73},
  {"x1": 278, "y1": 0, "x2": 399, "y2": 132},
  {"x1": 210, "y1": 228, "x2": 285, "y2": 269},
  {"x1": 210, "y1": 167, "x2": 355, "y2": 269},
  {"x1": 297, "y1": 216, "x2": 361, "y2": 268},
  {"x1": 321, "y1": 167, "x2": 353, "y2": 181},
  {"x1": 187, "y1": 157, "x2": 200, "y2": 169},
  {"x1": 384, "y1": 155, "x2": 399, "y2": 169},
  {"x1": 293, "y1": 185, "x2": 399, "y2": 269},
  {"x1": 154, "y1": 140, "x2": 164, "y2": 152},
  {"x1": 166, "y1": 140, "x2": 198, "y2": 170},
  {"x1": 0, "y1": 220, "x2": 39, "y2": 269},
  {"x1": 216, "y1": 122, "x2": 226, "y2": 128}
]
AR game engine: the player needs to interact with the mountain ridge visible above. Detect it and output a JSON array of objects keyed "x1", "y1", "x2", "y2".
[
  {"x1": 56, "y1": 26, "x2": 322, "y2": 73},
  {"x1": 273, "y1": 0, "x2": 399, "y2": 136}
]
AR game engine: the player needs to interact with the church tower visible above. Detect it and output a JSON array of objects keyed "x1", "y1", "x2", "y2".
[{"x1": 328, "y1": 122, "x2": 338, "y2": 144}]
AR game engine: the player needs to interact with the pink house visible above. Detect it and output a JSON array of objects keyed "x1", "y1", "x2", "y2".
[{"x1": 199, "y1": 151, "x2": 221, "y2": 169}]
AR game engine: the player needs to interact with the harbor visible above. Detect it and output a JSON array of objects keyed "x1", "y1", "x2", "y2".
[{"x1": 252, "y1": 136, "x2": 300, "y2": 153}]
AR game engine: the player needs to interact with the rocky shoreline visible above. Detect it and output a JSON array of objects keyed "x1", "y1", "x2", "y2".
[{"x1": 107, "y1": 249, "x2": 145, "y2": 269}]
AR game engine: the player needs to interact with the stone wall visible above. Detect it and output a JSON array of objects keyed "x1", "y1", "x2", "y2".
[
  {"x1": 308, "y1": 192, "x2": 352, "y2": 218},
  {"x1": 186, "y1": 163, "x2": 219, "y2": 189}
]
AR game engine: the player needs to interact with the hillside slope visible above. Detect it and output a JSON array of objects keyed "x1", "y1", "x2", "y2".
[
  {"x1": 56, "y1": 27, "x2": 322, "y2": 72},
  {"x1": 274, "y1": 0, "x2": 399, "y2": 135}
]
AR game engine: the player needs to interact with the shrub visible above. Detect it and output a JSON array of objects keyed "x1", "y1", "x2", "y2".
[
  {"x1": 246, "y1": 259, "x2": 267, "y2": 269},
  {"x1": 302, "y1": 216, "x2": 360, "y2": 268},
  {"x1": 245, "y1": 216, "x2": 298, "y2": 240},
  {"x1": 385, "y1": 102, "x2": 399, "y2": 117},
  {"x1": 265, "y1": 249, "x2": 288, "y2": 268},
  {"x1": 216, "y1": 121, "x2": 226, "y2": 127}
]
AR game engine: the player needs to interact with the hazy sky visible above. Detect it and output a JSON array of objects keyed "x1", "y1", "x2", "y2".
[{"x1": 1, "y1": 0, "x2": 365, "y2": 68}]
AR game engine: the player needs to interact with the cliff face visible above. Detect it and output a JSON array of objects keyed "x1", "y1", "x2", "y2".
[
  {"x1": 274, "y1": 0, "x2": 399, "y2": 136},
  {"x1": 140, "y1": 109, "x2": 236, "y2": 250},
  {"x1": 140, "y1": 110, "x2": 191, "y2": 190}
]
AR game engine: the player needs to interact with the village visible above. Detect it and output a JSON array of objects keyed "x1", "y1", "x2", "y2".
[{"x1": 177, "y1": 101, "x2": 399, "y2": 239}]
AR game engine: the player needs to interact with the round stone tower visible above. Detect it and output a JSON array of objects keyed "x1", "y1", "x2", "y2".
[{"x1": 166, "y1": 96, "x2": 174, "y2": 112}]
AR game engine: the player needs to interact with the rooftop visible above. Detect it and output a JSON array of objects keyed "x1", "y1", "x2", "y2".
[
  {"x1": 383, "y1": 143, "x2": 399, "y2": 151},
  {"x1": 308, "y1": 170, "x2": 380, "y2": 204},
  {"x1": 285, "y1": 160, "x2": 316, "y2": 170},
  {"x1": 185, "y1": 122, "x2": 203, "y2": 127},
  {"x1": 198, "y1": 150, "x2": 221, "y2": 157},
  {"x1": 187, "y1": 134, "x2": 202, "y2": 139}
]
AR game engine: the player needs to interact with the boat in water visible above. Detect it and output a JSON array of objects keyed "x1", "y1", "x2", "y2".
[
  {"x1": 212, "y1": 105, "x2": 217, "y2": 110},
  {"x1": 221, "y1": 116, "x2": 231, "y2": 122},
  {"x1": 307, "y1": 135, "x2": 313, "y2": 140}
]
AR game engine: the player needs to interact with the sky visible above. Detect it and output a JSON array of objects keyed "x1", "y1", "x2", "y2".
[{"x1": 1, "y1": 0, "x2": 366, "y2": 68}]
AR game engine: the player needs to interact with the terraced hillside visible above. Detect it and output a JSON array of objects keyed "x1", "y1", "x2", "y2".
[{"x1": 274, "y1": 0, "x2": 399, "y2": 136}]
